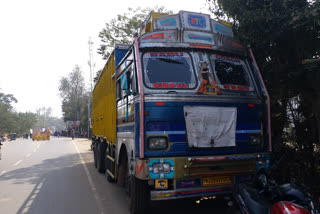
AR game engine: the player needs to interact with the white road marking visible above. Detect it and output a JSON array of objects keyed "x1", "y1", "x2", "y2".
[
  {"x1": 73, "y1": 142, "x2": 105, "y2": 214},
  {"x1": 13, "y1": 160, "x2": 23, "y2": 166},
  {"x1": 26, "y1": 153, "x2": 31, "y2": 157},
  {"x1": 0, "y1": 171, "x2": 6, "y2": 176}
]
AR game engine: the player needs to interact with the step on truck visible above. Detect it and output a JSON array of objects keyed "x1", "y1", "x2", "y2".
[{"x1": 92, "y1": 10, "x2": 272, "y2": 214}]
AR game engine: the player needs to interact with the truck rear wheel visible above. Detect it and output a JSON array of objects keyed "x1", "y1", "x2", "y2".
[
  {"x1": 97, "y1": 142, "x2": 106, "y2": 173},
  {"x1": 105, "y1": 145, "x2": 116, "y2": 183},
  {"x1": 129, "y1": 176, "x2": 150, "y2": 214},
  {"x1": 106, "y1": 172, "x2": 115, "y2": 183},
  {"x1": 93, "y1": 140, "x2": 98, "y2": 168}
]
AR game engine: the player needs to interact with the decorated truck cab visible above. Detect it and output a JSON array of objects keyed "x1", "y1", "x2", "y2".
[{"x1": 92, "y1": 10, "x2": 271, "y2": 214}]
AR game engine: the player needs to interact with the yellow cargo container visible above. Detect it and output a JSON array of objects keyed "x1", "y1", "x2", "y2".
[{"x1": 92, "y1": 51, "x2": 117, "y2": 144}]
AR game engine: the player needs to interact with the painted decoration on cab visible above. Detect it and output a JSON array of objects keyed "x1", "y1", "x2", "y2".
[
  {"x1": 177, "y1": 179, "x2": 200, "y2": 188},
  {"x1": 136, "y1": 163, "x2": 144, "y2": 175},
  {"x1": 187, "y1": 34, "x2": 213, "y2": 42},
  {"x1": 231, "y1": 41, "x2": 244, "y2": 49},
  {"x1": 160, "y1": 18, "x2": 176, "y2": 27},
  {"x1": 153, "y1": 83, "x2": 189, "y2": 89},
  {"x1": 150, "y1": 52, "x2": 184, "y2": 58},
  {"x1": 215, "y1": 54, "x2": 241, "y2": 64},
  {"x1": 188, "y1": 15, "x2": 206, "y2": 28},
  {"x1": 204, "y1": 85, "x2": 216, "y2": 94},
  {"x1": 142, "y1": 33, "x2": 164, "y2": 40},
  {"x1": 214, "y1": 23, "x2": 233, "y2": 37},
  {"x1": 223, "y1": 85, "x2": 250, "y2": 91}
]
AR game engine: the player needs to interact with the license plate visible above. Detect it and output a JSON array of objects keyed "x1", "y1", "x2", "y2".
[
  {"x1": 202, "y1": 176, "x2": 232, "y2": 186},
  {"x1": 155, "y1": 179, "x2": 168, "y2": 189}
]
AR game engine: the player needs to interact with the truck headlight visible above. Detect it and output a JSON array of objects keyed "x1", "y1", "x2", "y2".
[
  {"x1": 147, "y1": 137, "x2": 168, "y2": 150},
  {"x1": 149, "y1": 159, "x2": 175, "y2": 179},
  {"x1": 153, "y1": 163, "x2": 170, "y2": 174},
  {"x1": 248, "y1": 134, "x2": 262, "y2": 146}
]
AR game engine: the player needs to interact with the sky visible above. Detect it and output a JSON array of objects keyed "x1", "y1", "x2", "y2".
[{"x1": 0, "y1": 0, "x2": 211, "y2": 118}]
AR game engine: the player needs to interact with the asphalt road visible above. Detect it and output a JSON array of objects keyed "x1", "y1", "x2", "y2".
[{"x1": 0, "y1": 137, "x2": 230, "y2": 214}]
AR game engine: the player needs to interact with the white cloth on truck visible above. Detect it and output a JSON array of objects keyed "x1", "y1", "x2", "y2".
[{"x1": 184, "y1": 106, "x2": 237, "y2": 148}]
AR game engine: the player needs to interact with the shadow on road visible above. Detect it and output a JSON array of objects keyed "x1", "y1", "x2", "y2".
[
  {"x1": 0, "y1": 146, "x2": 230, "y2": 214},
  {"x1": 0, "y1": 152, "x2": 102, "y2": 214},
  {"x1": 0, "y1": 153, "x2": 82, "y2": 185}
]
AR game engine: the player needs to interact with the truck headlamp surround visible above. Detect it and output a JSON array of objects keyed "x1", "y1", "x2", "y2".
[
  {"x1": 147, "y1": 136, "x2": 168, "y2": 150},
  {"x1": 149, "y1": 159, "x2": 175, "y2": 179},
  {"x1": 256, "y1": 153, "x2": 270, "y2": 172}
]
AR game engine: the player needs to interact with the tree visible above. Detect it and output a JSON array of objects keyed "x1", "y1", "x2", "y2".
[
  {"x1": 0, "y1": 90, "x2": 18, "y2": 133},
  {"x1": 0, "y1": 90, "x2": 17, "y2": 110},
  {"x1": 206, "y1": 0, "x2": 320, "y2": 187},
  {"x1": 49, "y1": 117, "x2": 66, "y2": 132},
  {"x1": 93, "y1": 69, "x2": 102, "y2": 84},
  {"x1": 16, "y1": 112, "x2": 37, "y2": 134},
  {"x1": 95, "y1": 6, "x2": 173, "y2": 84},
  {"x1": 35, "y1": 107, "x2": 52, "y2": 129},
  {"x1": 0, "y1": 90, "x2": 37, "y2": 135},
  {"x1": 97, "y1": 6, "x2": 173, "y2": 60},
  {"x1": 0, "y1": 101, "x2": 17, "y2": 133},
  {"x1": 33, "y1": 106, "x2": 65, "y2": 131},
  {"x1": 58, "y1": 65, "x2": 89, "y2": 132}
]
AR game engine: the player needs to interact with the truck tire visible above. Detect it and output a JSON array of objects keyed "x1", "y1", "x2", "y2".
[
  {"x1": 97, "y1": 142, "x2": 106, "y2": 173},
  {"x1": 93, "y1": 140, "x2": 98, "y2": 168},
  {"x1": 129, "y1": 176, "x2": 150, "y2": 214},
  {"x1": 106, "y1": 172, "x2": 115, "y2": 183},
  {"x1": 117, "y1": 153, "x2": 128, "y2": 187},
  {"x1": 118, "y1": 150, "x2": 132, "y2": 194}
]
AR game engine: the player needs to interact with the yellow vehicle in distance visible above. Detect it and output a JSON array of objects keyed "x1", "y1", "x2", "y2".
[{"x1": 32, "y1": 129, "x2": 50, "y2": 141}]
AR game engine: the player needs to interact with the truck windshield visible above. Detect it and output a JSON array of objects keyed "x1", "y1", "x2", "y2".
[
  {"x1": 210, "y1": 54, "x2": 254, "y2": 92},
  {"x1": 142, "y1": 52, "x2": 196, "y2": 89}
]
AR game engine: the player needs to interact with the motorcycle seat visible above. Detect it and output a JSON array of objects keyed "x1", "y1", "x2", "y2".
[{"x1": 238, "y1": 183, "x2": 271, "y2": 214}]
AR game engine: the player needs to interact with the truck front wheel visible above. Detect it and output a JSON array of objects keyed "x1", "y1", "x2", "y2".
[
  {"x1": 117, "y1": 152, "x2": 128, "y2": 188},
  {"x1": 129, "y1": 176, "x2": 150, "y2": 214}
]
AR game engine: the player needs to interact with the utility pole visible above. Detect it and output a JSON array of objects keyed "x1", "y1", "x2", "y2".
[
  {"x1": 88, "y1": 37, "x2": 94, "y2": 93},
  {"x1": 88, "y1": 37, "x2": 95, "y2": 139}
]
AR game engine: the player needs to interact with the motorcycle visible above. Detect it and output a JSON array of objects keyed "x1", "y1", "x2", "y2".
[
  {"x1": 23, "y1": 133, "x2": 29, "y2": 139},
  {"x1": 233, "y1": 173, "x2": 319, "y2": 214}
]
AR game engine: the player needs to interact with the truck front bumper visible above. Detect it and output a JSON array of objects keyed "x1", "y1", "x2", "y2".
[{"x1": 150, "y1": 185, "x2": 233, "y2": 201}]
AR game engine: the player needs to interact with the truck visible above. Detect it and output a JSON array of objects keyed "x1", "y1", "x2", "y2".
[
  {"x1": 32, "y1": 130, "x2": 50, "y2": 141},
  {"x1": 92, "y1": 10, "x2": 271, "y2": 214}
]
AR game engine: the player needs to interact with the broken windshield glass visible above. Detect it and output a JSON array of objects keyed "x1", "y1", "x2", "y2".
[{"x1": 210, "y1": 54, "x2": 254, "y2": 92}]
